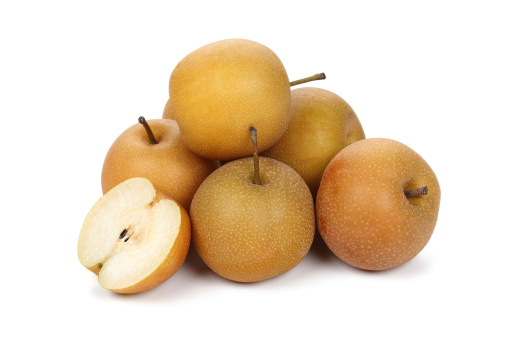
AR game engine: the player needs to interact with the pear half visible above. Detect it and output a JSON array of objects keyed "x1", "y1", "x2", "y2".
[{"x1": 77, "y1": 177, "x2": 191, "y2": 294}]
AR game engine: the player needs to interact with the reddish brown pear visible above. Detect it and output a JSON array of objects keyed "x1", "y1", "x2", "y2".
[
  {"x1": 101, "y1": 117, "x2": 220, "y2": 210},
  {"x1": 262, "y1": 87, "x2": 365, "y2": 197},
  {"x1": 316, "y1": 138, "x2": 441, "y2": 271}
]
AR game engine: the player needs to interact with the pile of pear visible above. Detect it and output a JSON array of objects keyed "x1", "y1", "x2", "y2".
[{"x1": 77, "y1": 38, "x2": 441, "y2": 294}]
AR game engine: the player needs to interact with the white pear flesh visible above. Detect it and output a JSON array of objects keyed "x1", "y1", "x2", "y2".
[{"x1": 77, "y1": 177, "x2": 191, "y2": 294}]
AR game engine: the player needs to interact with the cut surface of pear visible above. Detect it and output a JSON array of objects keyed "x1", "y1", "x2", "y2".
[{"x1": 77, "y1": 177, "x2": 190, "y2": 294}]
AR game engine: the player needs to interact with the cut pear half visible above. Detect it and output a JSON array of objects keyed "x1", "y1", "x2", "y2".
[{"x1": 77, "y1": 177, "x2": 191, "y2": 294}]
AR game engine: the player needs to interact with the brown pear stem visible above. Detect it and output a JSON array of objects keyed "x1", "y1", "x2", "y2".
[
  {"x1": 250, "y1": 127, "x2": 261, "y2": 185},
  {"x1": 290, "y1": 73, "x2": 326, "y2": 87},
  {"x1": 138, "y1": 116, "x2": 158, "y2": 145},
  {"x1": 404, "y1": 186, "x2": 428, "y2": 198}
]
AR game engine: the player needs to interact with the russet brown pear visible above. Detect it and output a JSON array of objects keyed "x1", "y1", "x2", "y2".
[
  {"x1": 190, "y1": 128, "x2": 315, "y2": 282},
  {"x1": 316, "y1": 138, "x2": 441, "y2": 271}
]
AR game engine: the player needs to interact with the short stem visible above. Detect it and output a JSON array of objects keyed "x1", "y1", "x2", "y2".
[
  {"x1": 250, "y1": 127, "x2": 261, "y2": 185},
  {"x1": 290, "y1": 73, "x2": 326, "y2": 87},
  {"x1": 404, "y1": 186, "x2": 428, "y2": 198},
  {"x1": 138, "y1": 116, "x2": 158, "y2": 145}
]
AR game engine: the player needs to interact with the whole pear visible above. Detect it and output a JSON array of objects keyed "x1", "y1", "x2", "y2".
[
  {"x1": 102, "y1": 118, "x2": 219, "y2": 210},
  {"x1": 316, "y1": 138, "x2": 441, "y2": 271},
  {"x1": 190, "y1": 128, "x2": 315, "y2": 282},
  {"x1": 262, "y1": 87, "x2": 365, "y2": 197},
  {"x1": 169, "y1": 39, "x2": 291, "y2": 160}
]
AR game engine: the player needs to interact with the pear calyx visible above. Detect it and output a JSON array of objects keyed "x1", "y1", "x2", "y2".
[{"x1": 404, "y1": 186, "x2": 428, "y2": 198}]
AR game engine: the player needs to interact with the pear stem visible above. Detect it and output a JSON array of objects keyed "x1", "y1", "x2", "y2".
[
  {"x1": 290, "y1": 73, "x2": 326, "y2": 87},
  {"x1": 404, "y1": 186, "x2": 428, "y2": 198},
  {"x1": 138, "y1": 116, "x2": 158, "y2": 145},
  {"x1": 250, "y1": 127, "x2": 261, "y2": 185}
]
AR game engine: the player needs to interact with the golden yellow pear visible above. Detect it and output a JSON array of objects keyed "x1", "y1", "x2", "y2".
[
  {"x1": 169, "y1": 39, "x2": 291, "y2": 160},
  {"x1": 162, "y1": 98, "x2": 174, "y2": 119},
  {"x1": 101, "y1": 117, "x2": 219, "y2": 210},
  {"x1": 262, "y1": 87, "x2": 365, "y2": 197}
]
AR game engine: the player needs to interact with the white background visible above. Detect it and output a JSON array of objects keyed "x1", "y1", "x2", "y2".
[{"x1": 1, "y1": 1, "x2": 506, "y2": 337}]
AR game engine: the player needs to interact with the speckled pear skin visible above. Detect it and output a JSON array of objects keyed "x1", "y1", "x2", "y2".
[
  {"x1": 190, "y1": 157, "x2": 315, "y2": 282},
  {"x1": 162, "y1": 98, "x2": 174, "y2": 119},
  {"x1": 169, "y1": 39, "x2": 291, "y2": 161},
  {"x1": 316, "y1": 138, "x2": 441, "y2": 271},
  {"x1": 101, "y1": 119, "x2": 220, "y2": 210},
  {"x1": 262, "y1": 87, "x2": 365, "y2": 198}
]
